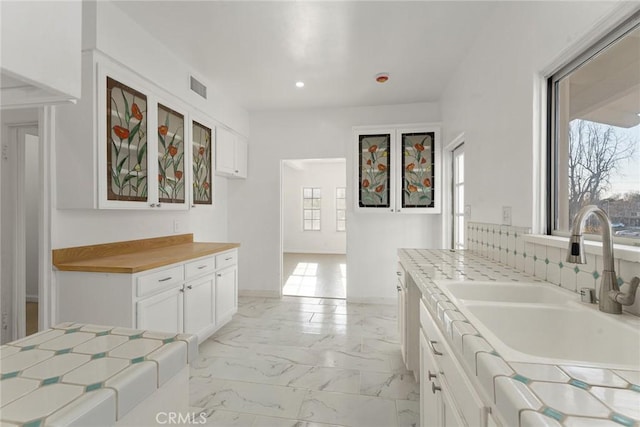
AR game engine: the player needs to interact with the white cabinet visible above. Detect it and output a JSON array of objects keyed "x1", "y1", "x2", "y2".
[
  {"x1": 184, "y1": 276, "x2": 214, "y2": 336},
  {"x1": 355, "y1": 125, "x2": 441, "y2": 214},
  {"x1": 57, "y1": 249, "x2": 239, "y2": 343},
  {"x1": 397, "y1": 265, "x2": 407, "y2": 365},
  {"x1": 137, "y1": 286, "x2": 184, "y2": 333},
  {"x1": 214, "y1": 250, "x2": 238, "y2": 324},
  {"x1": 216, "y1": 127, "x2": 247, "y2": 179},
  {"x1": 419, "y1": 298, "x2": 490, "y2": 427}
]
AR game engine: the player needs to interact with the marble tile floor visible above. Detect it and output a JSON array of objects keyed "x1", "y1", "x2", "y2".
[
  {"x1": 282, "y1": 253, "x2": 347, "y2": 299},
  {"x1": 190, "y1": 296, "x2": 419, "y2": 427}
]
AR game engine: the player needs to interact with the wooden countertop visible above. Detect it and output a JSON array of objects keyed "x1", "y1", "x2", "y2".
[{"x1": 53, "y1": 234, "x2": 240, "y2": 273}]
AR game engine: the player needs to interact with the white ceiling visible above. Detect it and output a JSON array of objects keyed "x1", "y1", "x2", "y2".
[{"x1": 113, "y1": 1, "x2": 497, "y2": 112}]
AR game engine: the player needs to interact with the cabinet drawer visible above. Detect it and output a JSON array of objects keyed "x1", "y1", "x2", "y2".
[
  {"x1": 185, "y1": 256, "x2": 215, "y2": 279},
  {"x1": 215, "y1": 250, "x2": 237, "y2": 269},
  {"x1": 137, "y1": 265, "x2": 184, "y2": 297}
]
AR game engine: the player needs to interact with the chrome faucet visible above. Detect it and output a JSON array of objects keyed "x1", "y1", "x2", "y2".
[{"x1": 566, "y1": 205, "x2": 638, "y2": 314}]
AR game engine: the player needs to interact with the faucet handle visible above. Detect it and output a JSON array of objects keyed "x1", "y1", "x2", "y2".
[{"x1": 609, "y1": 277, "x2": 639, "y2": 306}]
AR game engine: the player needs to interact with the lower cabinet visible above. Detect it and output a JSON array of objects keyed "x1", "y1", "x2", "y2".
[
  {"x1": 419, "y1": 298, "x2": 489, "y2": 427},
  {"x1": 215, "y1": 265, "x2": 237, "y2": 324},
  {"x1": 57, "y1": 249, "x2": 239, "y2": 344}
]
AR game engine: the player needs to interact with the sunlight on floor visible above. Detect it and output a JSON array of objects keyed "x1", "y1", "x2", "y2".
[{"x1": 282, "y1": 255, "x2": 347, "y2": 299}]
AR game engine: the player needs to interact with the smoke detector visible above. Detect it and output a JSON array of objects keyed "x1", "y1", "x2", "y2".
[{"x1": 375, "y1": 73, "x2": 389, "y2": 83}]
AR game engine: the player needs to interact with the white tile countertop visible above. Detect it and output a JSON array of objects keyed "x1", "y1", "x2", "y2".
[
  {"x1": 399, "y1": 249, "x2": 640, "y2": 427},
  {"x1": 0, "y1": 323, "x2": 197, "y2": 426}
]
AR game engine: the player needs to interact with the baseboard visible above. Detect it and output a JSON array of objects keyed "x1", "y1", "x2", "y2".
[
  {"x1": 238, "y1": 290, "x2": 280, "y2": 299},
  {"x1": 346, "y1": 296, "x2": 395, "y2": 305},
  {"x1": 26, "y1": 295, "x2": 39, "y2": 303},
  {"x1": 283, "y1": 251, "x2": 347, "y2": 255}
]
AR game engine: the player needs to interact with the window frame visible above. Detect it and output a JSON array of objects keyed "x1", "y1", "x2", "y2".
[
  {"x1": 547, "y1": 12, "x2": 640, "y2": 247},
  {"x1": 336, "y1": 187, "x2": 346, "y2": 232},
  {"x1": 452, "y1": 144, "x2": 465, "y2": 249},
  {"x1": 302, "y1": 187, "x2": 321, "y2": 231}
]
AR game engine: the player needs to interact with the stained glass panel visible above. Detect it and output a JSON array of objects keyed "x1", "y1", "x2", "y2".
[
  {"x1": 157, "y1": 104, "x2": 185, "y2": 204},
  {"x1": 192, "y1": 121, "x2": 212, "y2": 205},
  {"x1": 401, "y1": 132, "x2": 435, "y2": 208},
  {"x1": 358, "y1": 134, "x2": 391, "y2": 208}
]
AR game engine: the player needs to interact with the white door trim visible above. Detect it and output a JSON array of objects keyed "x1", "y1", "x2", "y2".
[
  {"x1": 39, "y1": 107, "x2": 54, "y2": 331},
  {"x1": 442, "y1": 132, "x2": 465, "y2": 249}
]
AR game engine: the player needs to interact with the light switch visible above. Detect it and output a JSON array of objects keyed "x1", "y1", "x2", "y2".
[{"x1": 173, "y1": 219, "x2": 182, "y2": 233}]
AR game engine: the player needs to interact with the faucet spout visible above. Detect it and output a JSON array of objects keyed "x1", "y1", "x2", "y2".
[{"x1": 565, "y1": 205, "x2": 624, "y2": 314}]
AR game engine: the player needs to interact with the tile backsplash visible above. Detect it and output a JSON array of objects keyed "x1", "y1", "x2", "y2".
[{"x1": 466, "y1": 222, "x2": 640, "y2": 316}]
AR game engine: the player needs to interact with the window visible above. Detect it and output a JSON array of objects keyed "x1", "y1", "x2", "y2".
[
  {"x1": 452, "y1": 144, "x2": 465, "y2": 249},
  {"x1": 336, "y1": 187, "x2": 346, "y2": 231},
  {"x1": 303, "y1": 187, "x2": 321, "y2": 231},
  {"x1": 549, "y1": 15, "x2": 640, "y2": 243}
]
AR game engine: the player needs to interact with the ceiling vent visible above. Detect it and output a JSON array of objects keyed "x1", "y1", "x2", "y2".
[{"x1": 190, "y1": 76, "x2": 207, "y2": 99}]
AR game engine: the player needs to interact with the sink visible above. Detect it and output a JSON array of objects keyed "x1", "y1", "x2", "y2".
[
  {"x1": 462, "y1": 302, "x2": 640, "y2": 370},
  {"x1": 440, "y1": 281, "x2": 576, "y2": 304}
]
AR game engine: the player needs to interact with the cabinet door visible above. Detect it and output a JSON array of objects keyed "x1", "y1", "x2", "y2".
[
  {"x1": 234, "y1": 137, "x2": 248, "y2": 178},
  {"x1": 192, "y1": 120, "x2": 213, "y2": 205},
  {"x1": 442, "y1": 385, "x2": 465, "y2": 427},
  {"x1": 420, "y1": 329, "x2": 443, "y2": 427},
  {"x1": 137, "y1": 286, "x2": 183, "y2": 333},
  {"x1": 215, "y1": 266, "x2": 237, "y2": 324},
  {"x1": 356, "y1": 131, "x2": 395, "y2": 212},
  {"x1": 156, "y1": 102, "x2": 187, "y2": 208},
  {"x1": 216, "y1": 127, "x2": 236, "y2": 176},
  {"x1": 398, "y1": 283, "x2": 407, "y2": 364},
  {"x1": 396, "y1": 127, "x2": 441, "y2": 214},
  {"x1": 184, "y1": 276, "x2": 214, "y2": 337}
]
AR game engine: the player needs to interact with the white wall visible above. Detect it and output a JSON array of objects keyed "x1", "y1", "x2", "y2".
[
  {"x1": 228, "y1": 103, "x2": 442, "y2": 302},
  {"x1": 0, "y1": 1, "x2": 81, "y2": 99},
  {"x1": 283, "y1": 160, "x2": 346, "y2": 254},
  {"x1": 440, "y1": 1, "x2": 630, "y2": 230}
]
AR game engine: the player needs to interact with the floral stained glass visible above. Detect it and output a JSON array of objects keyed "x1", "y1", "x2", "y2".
[
  {"x1": 192, "y1": 121, "x2": 212, "y2": 205},
  {"x1": 401, "y1": 132, "x2": 435, "y2": 208},
  {"x1": 107, "y1": 77, "x2": 148, "y2": 201},
  {"x1": 359, "y1": 134, "x2": 391, "y2": 208},
  {"x1": 157, "y1": 104, "x2": 185, "y2": 204}
]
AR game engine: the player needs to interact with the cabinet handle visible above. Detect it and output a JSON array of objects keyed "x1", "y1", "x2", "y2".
[
  {"x1": 428, "y1": 370, "x2": 437, "y2": 381},
  {"x1": 187, "y1": 285, "x2": 193, "y2": 290},
  {"x1": 197, "y1": 265, "x2": 207, "y2": 270},
  {"x1": 156, "y1": 203, "x2": 162, "y2": 208},
  {"x1": 235, "y1": 170, "x2": 239, "y2": 173},
  {"x1": 158, "y1": 277, "x2": 172, "y2": 282},
  {"x1": 390, "y1": 208, "x2": 394, "y2": 212},
  {"x1": 432, "y1": 383, "x2": 441, "y2": 394},
  {"x1": 396, "y1": 271, "x2": 402, "y2": 276},
  {"x1": 150, "y1": 203, "x2": 157, "y2": 208},
  {"x1": 225, "y1": 257, "x2": 233, "y2": 261},
  {"x1": 179, "y1": 287, "x2": 185, "y2": 293},
  {"x1": 427, "y1": 340, "x2": 443, "y2": 356},
  {"x1": 396, "y1": 286, "x2": 401, "y2": 292},
  {"x1": 191, "y1": 204, "x2": 196, "y2": 208},
  {"x1": 217, "y1": 273, "x2": 222, "y2": 277}
]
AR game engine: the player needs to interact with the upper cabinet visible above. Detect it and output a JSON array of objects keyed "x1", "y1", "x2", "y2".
[
  {"x1": 355, "y1": 125, "x2": 441, "y2": 214},
  {"x1": 216, "y1": 127, "x2": 248, "y2": 179},
  {"x1": 57, "y1": 51, "x2": 242, "y2": 210}
]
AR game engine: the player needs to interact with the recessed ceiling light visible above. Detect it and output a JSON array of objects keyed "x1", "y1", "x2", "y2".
[{"x1": 296, "y1": 81, "x2": 305, "y2": 88}]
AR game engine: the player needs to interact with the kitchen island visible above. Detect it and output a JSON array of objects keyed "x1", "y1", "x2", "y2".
[{"x1": 0, "y1": 323, "x2": 197, "y2": 426}]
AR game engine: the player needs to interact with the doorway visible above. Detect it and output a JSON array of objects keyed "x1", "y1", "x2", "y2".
[
  {"x1": 280, "y1": 159, "x2": 347, "y2": 299},
  {"x1": 1, "y1": 109, "x2": 41, "y2": 342}
]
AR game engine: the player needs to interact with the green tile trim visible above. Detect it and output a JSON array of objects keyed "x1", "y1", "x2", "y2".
[
  {"x1": 1, "y1": 371, "x2": 20, "y2": 380},
  {"x1": 611, "y1": 413, "x2": 635, "y2": 427},
  {"x1": 162, "y1": 337, "x2": 176, "y2": 344},
  {"x1": 21, "y1": 345, "x2": 37, "y2": 351},
  {"x1": 569, "y1": 379, "x2": 590, "y2": 390},
  {"x1": 542, "y1": 407, "x2": 564, "y2": 422},
  {"x1": 512, "y1": 374, "x2": 531, "y2": 385},
  {"x1": 131, "y1": 356, "x2": 145, "y2": 364},
  {"x1": 593, "y1": 271, "x2": 600, "y2": 280},
  {"x1": 559, "y1": 262, "x2": 564, "y2": 268},
  {"x1": 65, "y1": 327, "x2": 82, "y2": 334},
  {"x1": 533, "y1": 255, "x2": 538, "y2": 262},
  {"x1": 42, "y1": 376, "x2": 60, "y2": 385},
  {"x1": 574, "y1": 266, "x2": 580, "y2": 274},
  {"x1": 617, "y1": 277, "x2": 624, "y2": 286},
  {"x1": 129, "y1": 333, "x2": 144, "y2": 340},
  {"x1": 96, "y1": 331, "x2": 109, "y2": 337},
  {"x1": 92, "y1": 352, "x2": 107, "y2": 359},
  {"x1": 630, "y1": 384, "x2": 640, "y2": 393},
  {"x1": 55, "y1": 348, "x2": 72, "y2": 355},
  {"x1": 544, "y1": 258, "x2": 549, "y2": 265},
  {"x1": 23, "y1": 419, "x2": 43, "y2": 427},
  {"x1": 85, "y1": 382, "x2": 103, "y2": 392}
]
